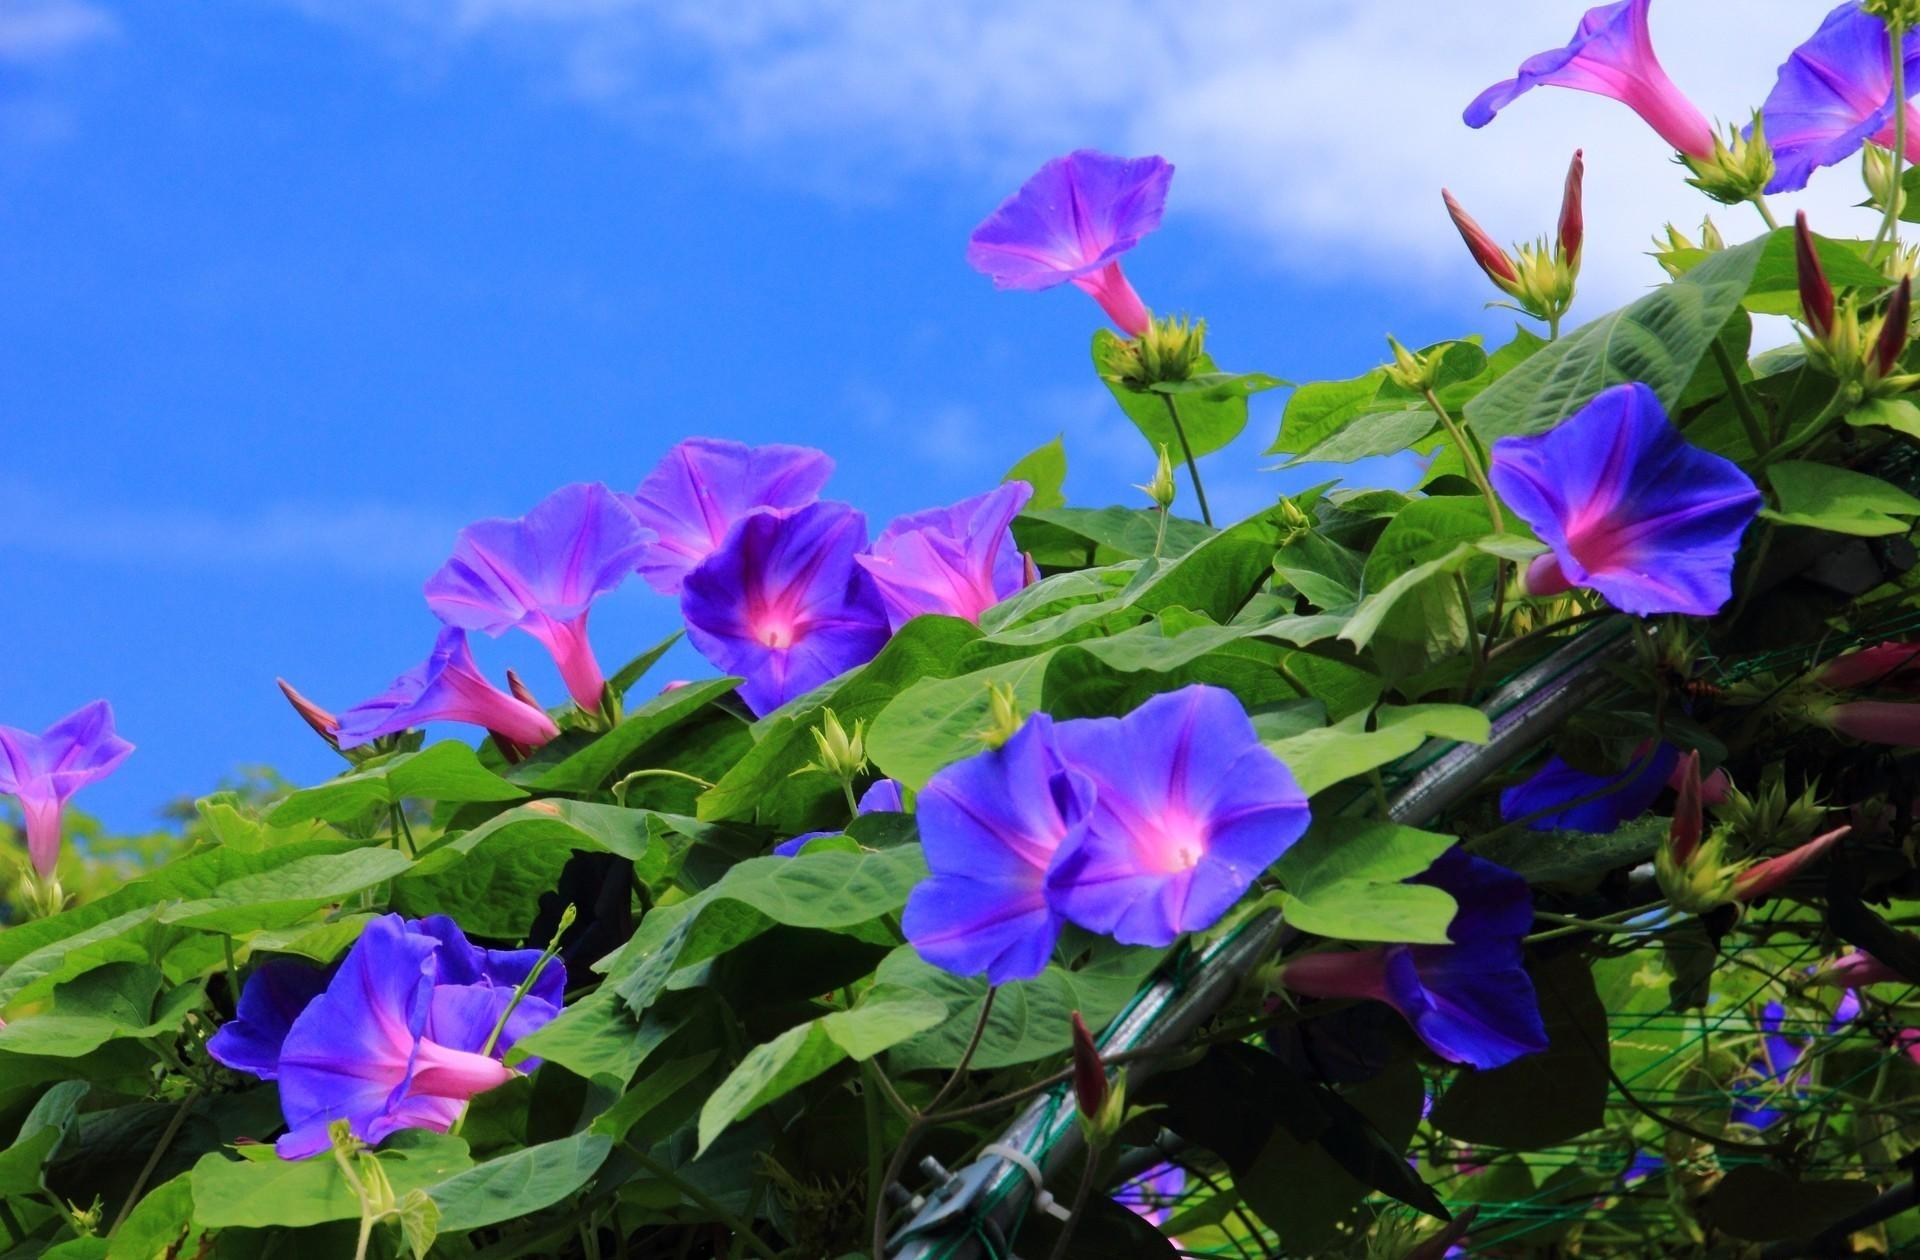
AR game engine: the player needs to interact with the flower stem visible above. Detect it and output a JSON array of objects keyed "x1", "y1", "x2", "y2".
[
  {"x1": 1421, "y1": 388, "x2": 1503, "y2": 534},
  {"x1": 1044, "y1": 1150, "x2": 1104, "y2": 1260},
  {"x1": 1157, "y1": 393, "x2": 1213, "y2": 527},
  {"x1": 1876, "y1": 20, "x2": 1910, "y2": 263},
  {"x1": 1750, "y1": 195, "x2": 1780, "y2": 231},
  {"x1": 1712, "y1": 335, "x2": 1770, "y2": 458},
  {"x1": 1548, "y1": 311, "x2": 1562, "y2": 341}
]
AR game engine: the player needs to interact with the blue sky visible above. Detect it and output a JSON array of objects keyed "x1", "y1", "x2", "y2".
[{"x1": 0, "y1": 0, "x2": 1885, "y2": 831}]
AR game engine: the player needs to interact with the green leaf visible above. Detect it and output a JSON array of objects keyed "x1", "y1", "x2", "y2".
[
  {"x1": 0, "y1": 1080, "x2": 88, "y2": 1196},
  {"x1": 1273, "y1": 532, "x2": 1364, "y2": 611},
  {"x1": 1428, "y1": 954, "x2": 1608, "y2": 1148},
  {"x1": 0, "y1": 964, "x2": 204, "y2": 1058},
  {"x1": 1268, "y1": 704, "x2": 1490, "y2": 797},
  {"x1": 398, "y1": 1189, "x2": 440, "y2": 1260},
  {"x1": 1275, "y1": 820, "x2": 1457, "y2": 943},
  {"x1": 1095, "y1": 329, "x2": 1282, "y2": 458},
  {"x1": 1004, "y1": 434, "x2": 1067, "y2": 510},
  {"x1": 189, "y1": 1132, "x2": 473, "y2": 1229},
  {"x1": 1277, "y1": 406, "x2": 1437, "y2": 466},
  {"x1": 1466, "y1": 235, "x2": 1767, "y2": 442},
  {"x1": 590, "y1": 1051, "x2": 720, "y2": 1139},
  {"x1": 1361, "y1": 497, "x2": 1503, "y2": 588},
  {"x1": 1664, "y1": 228, "x2": 1889, "y2": 315},
  {"x1": 1269, "y1": 340, "x2": 1486, "y2": 456},
  {"x1": 522, "y1": 677, "x2": 741, "y2": 793},
  {"x1": 609, "y1": 631, "x2": 684, "y2": 698},
  {"x1": 867, "y1": 654, "x2": 1053, "y2": 790},
  {"x1": 426, "y1": 1132, "x2": 615, "y2": 1231},
  {"x1": 876, "y1": 938, "x2": 1166, "y2": 1071},
  {"x1": 159, "y1": 846, "x2": 413, "y2": 935},
  {"x1": 106, "y1": 1172, "x2": 204, "y2": 1260},
  {"x1": 696, "y1": 986, "x2": 946, "y2": 1152},
  {"x1": 511, "y1": 988, "x2": 689, "y2": 1082},
  {"x1": 1846, "y1": 395, "x2": 1920, "y2": 438},
  {"x1": 268, "y1": 741, "x2": 527, "y2": 826},
  {"x1": 1763, "y1": 459, "x2": 1920, "y2": 536},
  {"x1": 1015, "y1": 506, "x2": 1214, "y2": 562}
]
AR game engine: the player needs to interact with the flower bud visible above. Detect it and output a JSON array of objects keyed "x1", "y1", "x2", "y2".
[
  {"x1": 505, "y1": 668, "x2": 542, "y2": 712},
  {"x1": 1070, "y1": 1010, "x2": 1107, "y2": 1120},
  {"x1": 1681, "y1": 115, "x2": 1776, "y2": 205},
  {"x1": 1443, "y1": 189, "x2": 1520, "y2": 286},
  {"x1": 1873, "y1": 276, "x2": 1912, "y2": 379},
  {"x1": 1383, "y1": 335, "x2": 1442, "y2": 393},
  {"x1": 1809, "y1": 947, "x2": 1907, "y2": 988},
  {"x1": 277, "y1": 678, "x2": 341, "y2": 751},
  {"x1": 807, "y1": 708, "x2": 869, "y2": 781},
  {"x1": 1276, "y1": 495, "x2": 1314, "y2": 547},
  {"x1": 1656, "y1": 818, "x2": 1739, "y2": 915},
  {"x1": 1865, "y1": 0, "x2": 1920, "y2": 25},
  {"x1": 1108, "y1": 314, "x2": 1208, "y2": 387},
  {"x1": 1864, "y1": 142, "x2": 1906, "y2": 218},
  {"x1": 1732, "y1": 825, "x2": 1848, "y2": 903},
  {"x1": 1700, "y1": 217, "x2": 1725, "y2": 252},
  {"x1": 1796, "y1": 212, "x2": 1836, "y2": 340},
  {"x1": 1820, "y1": 699, "x2": 1920, "y2": 747},
  {"x1": 1818, "y1": 641, "x2": 1920, "y2": 690},
  {"x1": 1669, "y1": 750, "x2": 1704, "y2": 865},
  {"x1": 1715, "y1": 766, "x2": 1822, "y2": 852},
  {"x1": 1558, "y1": 149, "x2": 1585, "y2": 266},
  {"x1": 1021, "y1": 551, "x2": 1040, "y2": 589},
  {"x1": 974, "y1": 680, "x2": 1024, "y2": 750},
  {"x1": 1138, "y1": 444, "x2": 1177, "y2": 510}
]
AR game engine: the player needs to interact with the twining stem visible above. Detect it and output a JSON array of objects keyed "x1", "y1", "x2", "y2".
[
  {"x1": 1712, "y1": 336, "x2": 1770, "y2": 459},
  {"x1": 222, "y1": 934, "x2": 241, "y2": 1004},
  {"x1": 1876, "y1": 20, "x2": 1910, "y2": 262},
  {"x1": 1157, "y1": 393, "x2": 1213, "y2": 527},
  {"x1": 108, "y1": 1090, "x2": 200, "y2": 1235},
  {"x1": 1044, "y1": 1151, "x2": 1104, "y2": 1260},
  {"x1": 841, "y1": 779, "x2": 861, "y2": 819},
  {"x1": 871, "y1": 989, "x2": 999, "y2": 1259},
  {"x1": 1421, "y1": 388, "x2": 1503, "y2": 534},
  {"x1": 624, "y1": 1145, "x2": 781, "y2": 1260},
  {"x1": 860, "y1": 1061, "x2": 887, "y2": 1216},
  {"x1": 1763, "y1": 385, "x2": 1855, "y2": 464}
]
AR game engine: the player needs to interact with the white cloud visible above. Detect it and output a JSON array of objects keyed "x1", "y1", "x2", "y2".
[
  {"x1": 283, "y1": 0, "x2": 1894, "y2": 309},
  {"x1": 0, "y1": 479, "x2": 461, "y2": 579},
  {"x1": 0, "y1": 0, "x2": 115, "y2": 63}
]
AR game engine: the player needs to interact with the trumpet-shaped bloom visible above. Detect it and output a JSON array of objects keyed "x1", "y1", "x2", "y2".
[
  {"x1": 245, "y1": 915, "x2": 563, "y2": 1159},
  {"x1": 1045, "y1": 686, "x2": 1310, "y2": 948},
  {"x1": 858, "y1": 482, "x2": 1033, "y2": 630},
  {"x1": 335, "y1": 628, "x2": 560, "y2": 751},
  {"x1": 1464, "y1": 0, "x2": 1716, "y2": 160},
  {"x1": 1490, "y1": 383, "x2": 1762, "y2": 617},
  {"x1": 1819, "y1": 641, "x2": 1920, "y2": 690},
  {"x1": 1500, "y1": 743, "x2": 1678, "y2": 833},
  {"x1": 0, "y1": 702, "x2": 135, "y2": 877},
  {"x1": 966, "y1": 150, "x2": 1173, "y2": 337},
  {"x1": 628, "y1": 439, "x2": 834, "y2": 596},
  {"x1": 680, "y1": 501, "x2": 889, "y2": 716},
  {"x1": 773, "y1": 777, "x2": 906, "y2": 856},
  {"x1": 902, "y1": 716, "x2": 1092, "y2": 983},
  {"x1": 206, "y1": 959, "x2": 331, "y2": 1081},
  {"x1": 1759, "y1": 3, "x2": 1920, "y2": 193},
  {"x1": 1279, "y1": 850, "x2": 1547, "y2": 1070},
  {"x1": 1730, "y1": 1002, "x2": 1806, "y2": 1130},
  {"x1": 1811, "y1": 946, "x2": 1909, "y2": 988},
  {"x1": 425, "y1": 483, "x2": 652, "y2": 711}
]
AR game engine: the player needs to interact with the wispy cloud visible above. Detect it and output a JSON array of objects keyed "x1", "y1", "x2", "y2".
[
  {"x1": 283, "y1": 1, "x2": 1887, "y2": 309},
  {"x1": 0, "y1": 0, "x2": 116, "y2": 64},
  {"x1": 0, "y1": 479, "x2": 461, "y2": 579}
]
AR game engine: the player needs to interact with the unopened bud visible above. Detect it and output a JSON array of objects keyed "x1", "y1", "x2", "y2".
[
  {"x1": 1682, "y1": 114, "x2": 1775, "y2": 205},
  {"x1": 1107, "y1": 314, "x2": 1208, "y2": 387},
  {"x1": 808, "y1": 708, "x2": 869, "y2": 781},
  {"x1": 1796, "y1": 212, "x2": 1836, "y2": 340},
  {"x1": 1733, "y1": 825, "x2": 1848, "y2": 903},
  {"x1": 975, "y1": 681, "x2": 1024, "y2": 750},
  {"x1": 1383, "y1": 335, "x2": 1441, "y2": 393},
  {"x1": 1276, "y1": 495, "x2": 1314, "y2": 546},
  {"x1": 1021, "y1": 551, "x2": 1040, "y2": 588},
  {"x1": 505, "y1": 668, "x2": 541, "y2": 711},
  {"x1": 277, "y1": 678, "x2": 341, "y2": 750},
  {"x1": 1809, "y1": 947, "x2": 1908, "y2": 988},
  {"x1": 1873, "y1": 276, "x2": 1912, "y2": 379},
  {"x1": 1669, "y1": 750, "x2": 1704, "y2": 865},
  {"x1": 1655, "y1": 824, "x2": 1740, "y2": 914},
  {"x1": 1820, "y1": 698, "x2": 1920, "y2": 747},
  {"x1": 1865, "y1": 0, "x2": 1920, "y2": 26},
  {"x1": 1443, "y1": 189, "x2": 1520, "y2": 285},
  {"x1": 1558, "y1": 149, "x2": 1584, "y2": 265},
  {"x1": 1700, "y1": 217, "x2": 1725, "y2": 252},
  {"x1": 1864, "y1": 143, "x2": 1907, "y2": 217},
  {"x1": 1818, "y1": 641, "x2": 1920, "y2": 690},
  {"x1": 1070, "y1": 1011, "x2": 1107, "y2": 1120},
  {"x1": 1138, "y1": 444, "x2": 1177, "y2": 510}
]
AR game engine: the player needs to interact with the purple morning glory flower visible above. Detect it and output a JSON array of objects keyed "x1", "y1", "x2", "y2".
[
  {"x1": 1500, "y1": 743, "x2": 1680, "y2": 834},
  {"x1": 1730, "y1": 1002, "x2": 1806, "y2": 1130},
  {"x1": 857, "y1": 482, "x2": 1033, "y2": 630},
  {"x1": 1114, "y1": 1161, "x2": 1187, "y2": 1229},
  {"x1": 628, "y1": 438, "x2": 834, "y2": 596},
  {"x1": 1045, "y1": 686, "x2": 1311, "y2": 948},
  {"x1": 424, "y1": 483, "x2": 652, "y2": 711},
  {"x1": 773, "y1": 777, "x2": 907, "y2": 856},
  {"x1": 1465, "y1": 0, "x2": 1716, "y2": 160},
  {"x1": 966, "y1": 150, "x2": 1173, "y2": 338},
  {"x1": 206, "y1": 958, "x2": 331, "y2": 1081},
  {"x1": 902, "y1": 716, "x2": 1093, "y2": 983},
  {"x1": 1759, "y1": 3, "x2": 1920, "y2": 193},
  {"x1": 246, "y1": 914, "x2": 563, "y2": 1159},
  {"x1": 1279, "y1": 849, "x2": 1548, "y2": 1070},
  {"x1": 335, "y1": 627, "x2": 560, "y2": 752},
  {"x1": 0, "y1": 702, "x2": 134, "y2": 878},
  {"x1": 679, "y1": 500, "x2": 889, "y2": 717},
  {"x1": 1490, "y1": 382, "x2": 1762, "y2": 617}
]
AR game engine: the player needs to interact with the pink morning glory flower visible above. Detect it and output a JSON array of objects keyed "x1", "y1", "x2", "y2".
[
  {"x1": 1760, "y1": 3, "x2": 1920, "y2": 193},
  {"x1": 424, "y1": 482, "x2": 652, "y2": 711},
  {"x1": 901, "y1": 715, "x2": 1093, "y2": 983},
  {"x1": 0, "y1": 702, "x2": 134, "y2": 878},
  {"x1": 857, "y1": 481, "x2": 1033, "y2": 630},
  {"x1": 627, "y1": 438, "x2": 834, "y2": 596},
  {"x1": 1045, "y1": 686, "x2": 1310, "y2": 948},
  {"x1": 1490, "y1": 382, "x2": 1762, "y2": 617},
  {"x1": 1277, "y1": 850, "x2": 1547, "y2": 1070},
  {"x1": 1465, "y1": 0, "x2": 1717, "y2": 161},
  {"x1": 210, "y1": 914, "x2": 564, "y2": 1159},
  {"x1": 335, "y1": 627, "x2": 560, "y2": 751},
  {"x1": 966, "y1": 150, "x2": 1173, "y2": 337},
  {"x1": 679, "y1": 500, "x2": 889, "y2": 717}
]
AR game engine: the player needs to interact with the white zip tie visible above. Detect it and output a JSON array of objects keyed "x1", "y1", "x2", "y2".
[{"x1": 980, "y1": 1143, "x2": 1071, "y2": 1221}]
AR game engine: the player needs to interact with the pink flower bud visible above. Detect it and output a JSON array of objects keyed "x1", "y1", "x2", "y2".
[
  {"x1": 1796, "y1": 212, "x2": 1835, "y2": 339},
  {"x1": 1070, "y1": 1011, "x2": 1107, "y2": 1120},
  {"x1": 277, "y1": 678, "x2": 341, "y2": 750},
  {"x1": 1443, "y1": 189, "x2": 1521, "y2": 285},
  {"x1": 1810, "y1": 948, "x2": 1907, "y2": 988},
  {"x1": 1819, "y1": 642, "x2": 1920, "y2": 690},
  {"x1": 1732, "y1": 825, "x2": 1848, "y2": 904},
  {"x1": 1875, "y1": 276, "x2": 1912, "y2": 378},
  {"x1": 1558, "y1": 150, "x2": 1585, "y2": 264},
  {"x1": 505, "y1": 668, "x2": 542, "y2": 711},
  {"x1": 1669, "y1": 749, "x2": 1703, "y2": 865},
  {"x1": 1825, "y1": 700, "x2": 1920, "y2": 747}
]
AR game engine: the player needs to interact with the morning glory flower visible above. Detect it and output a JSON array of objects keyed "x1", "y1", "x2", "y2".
[
  {"x1": 219, "y1": 914, "x2": 564, "y2": 1159},
  {"x1": 773, "y1": 777, "x2": 906, "y2": 856},
  {"x1": 1759, "y1": 3, "x2": 1920, "y2": 193},
  {"x1": 1114, "y1": 1162, "x2": 1187, "y2": 1229},
  {"x1": 680, "y1": 501, "x2": 890, "y2": 716},
  {"x1": 1277, "y1": 849, "x2": 1548, "y2": 1070},
  {"x1": 0, "y1": 702, "x2": 134, "y2": 878},
  {"x1": 335, "y1": 628, "x2": 560, "y2": 751},
  {"x1": 1464, "y1": 0, "x2": 1716, "y2": 160},
  {"x1": 902, "y1": 715, "x2": 1093, "y2": 983},
  {"x1": 206, "y1": 958, "x2": 332, "y2": 1081},
  {"x1": 424, "y1": 482, "x2": 651, "y2": 712},
  {"x1": 628, "y1": 438, "x2": 834, "y2": 596},
  {"x1": 1501, "y1": 743, "x2": 1677, "y2": 834},
  {"x1": 1730, "y1": 1002, "x2": 1806, "y2": 1130},
  {"x1": 857, "y1": 482, "x2": 1033, "y2": 630},
  {"x1": 1045, "y1": 686, "x2": 1311, "y2": 948},
  {"x1": 1490, "y1": 382, "x2": 1763, "y2": 617},
  {"x1": 966, "y1": 150, "x2": 1173, "y2": 337}
]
